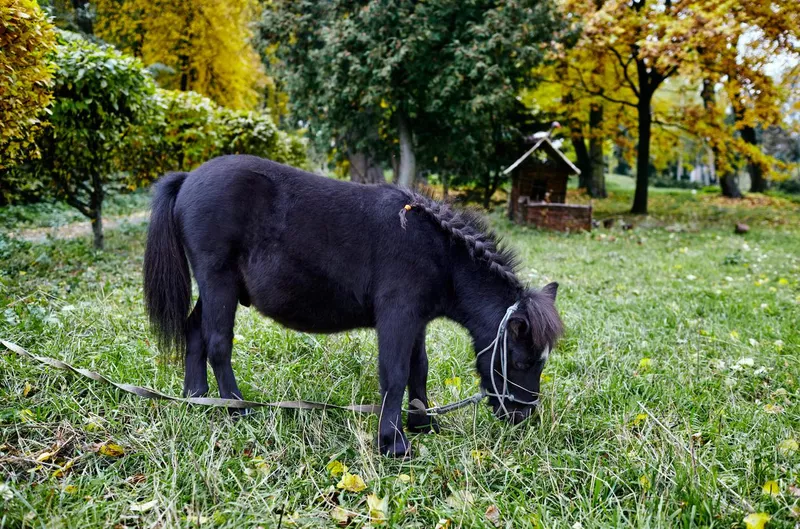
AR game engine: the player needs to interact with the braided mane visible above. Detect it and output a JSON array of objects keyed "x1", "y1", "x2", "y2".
[{"x1": 400, "y1": 192, "x2": 522, "y2": 290}]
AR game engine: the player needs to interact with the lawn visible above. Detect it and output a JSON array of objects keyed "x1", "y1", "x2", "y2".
[{"x1": 1, "y1": 185, "x2": 799, "y2": 528}]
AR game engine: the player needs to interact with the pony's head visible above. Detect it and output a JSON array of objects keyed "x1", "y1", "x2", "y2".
[{"x1": 476, "y1": 282, "x2": 563, "y2": 424}]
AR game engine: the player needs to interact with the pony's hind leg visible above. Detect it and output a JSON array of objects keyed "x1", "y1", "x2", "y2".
[
  {"x1": 183, "y1": 299, "x2": 209, "y2": 397},
  {"x1": 196, "y1": 271, "x2": 245, "y2": 407}
]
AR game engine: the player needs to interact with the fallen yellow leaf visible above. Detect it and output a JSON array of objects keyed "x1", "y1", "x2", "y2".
[
  {"x1": 445, "y1": 490, "x2": 474, "y2": 509},
  {"x1": 762, "y1": 480, "x2": 780, "y2": 496},
  {"x1": 485, "y1": 505, "x2": 501, "y2": 527},
  {"x1": 18, "y1": 409, "x2": 35, "y2": 422},
  {"x1": 53, "y1": 459, "x2": 74, "y2": 478},
  {"x1": 130, "y1": 499, "x2": 158, "y2": 512},
  {"x1": 778, "y1": 438, "x2": 798, "y2": 456},
  {"x1": 367, "y1": 493, "x2": 388, "y2": 525},
  {"x1": 63, "y1": 485, "x2": 78, "y2": 494},
  {"x1": 639, "y1": 475, "x2": 651, "y2": 491},
  {"x1": 471, "y1": 449, "x2": 489, "y2": 464},
  {"x1": 435, "y1": 519, "x2": 452, "y2": 529},
  {"x1": 397, "y1": 474, "x2": 411, "y2": 484},
  {"x1": 23, "y1": 382, "x2": 33, "y2": 397},
  {"x1": 36, "y1": 451, "x2": 53, "y2": 463},
  {"x1": 98, "y1": 443, "x2": 125, "y2": 457},
  {"x1": 638, "y1": 358, "x2": 652, "y2": 370},
  {"x1": 336, "y1": 472, "x2": 366, "y2": 492},
  {"x1": 326, "y1": 460, "x2": 347, "y2": 477},
  {"x1": 330, "y1": 506, "x2": 351, "y2": 525},
  {"x1": 85, "y1": 419, "x2": 104, "y2": 432},
  {"x1": 631, "y1": 413, "x2": 648, "y2": 427},
  {"x1": 743, "y1": 512, "x2": 770, "y2": 529}
]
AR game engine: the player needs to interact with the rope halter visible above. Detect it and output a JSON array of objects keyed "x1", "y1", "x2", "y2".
[{"x1": 475, "y1": 301, "x2": 541, "y2": 418}]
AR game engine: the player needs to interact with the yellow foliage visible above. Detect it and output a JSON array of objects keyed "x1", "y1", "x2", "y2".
[
  {"x1": 326, "y1": 460, "x2": 347, "y2": 476},
  {"x1": 336, "y1": 472, "x2": 366, "y2": 492},
  {"x1": 0, "y1": 0, "x2": 56, "y2": 169},
  {"x1": 743, "y1": 512, "x2": 770, "y2": 529},
  {"x1": 94, "y1": 0, "x2": 266, "y2": 109},
  {"x1": 98, "y1": 443, "x2": 125, "y2": 457},
  {"x1": 367, "y1": 494, "x2": 388, "y2": 525},
  {"x1": 762, "y1": 480, "x2": 780, "y2": 496},
  {"x1": 530, "y1": 0, "x2": 798, "y2": 184}
]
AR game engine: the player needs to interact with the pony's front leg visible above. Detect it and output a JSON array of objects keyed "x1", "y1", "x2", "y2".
[
  {"x1": 407, "y1": 329, "x2": 440, "y2": 434},
  {"x1": 376, "y1": 312, "x2": 420, "y2": 458}
]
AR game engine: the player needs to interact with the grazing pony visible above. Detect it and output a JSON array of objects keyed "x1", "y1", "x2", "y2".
[{"x1": 143, "y1": 155, "x2": 563, "y2": 457}]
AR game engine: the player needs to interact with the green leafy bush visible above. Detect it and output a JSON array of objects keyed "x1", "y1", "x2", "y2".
[
  {"x1": 8, "y1": 31, "x2": 156, "y2": 248},
  {"x1": 131, "y1": 88, "x2": 308, "y2": 182},
  {"x1": 217, "y1": 106, "x2": 308, "y2": 169},
  {"x1": 776, "y1": 177, "x2": 800, "y2": 195},
  {"x1": 126, "y1": 89, "x2": 223, "y2": 184}
]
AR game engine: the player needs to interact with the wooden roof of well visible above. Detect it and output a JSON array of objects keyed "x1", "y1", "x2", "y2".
[{"x1": 502, "y1": 136, "x2": 581, "y2": 176}]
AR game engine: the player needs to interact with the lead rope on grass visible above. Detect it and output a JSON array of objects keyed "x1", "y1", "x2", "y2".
[
  {"x1": 1, "y1": 339, "x2": 496, "y2": 418},
  {"x1": 0, "y1": 339, "x2": 383, "y2": 414}
]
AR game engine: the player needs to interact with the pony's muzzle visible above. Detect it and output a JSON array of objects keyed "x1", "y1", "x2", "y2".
[{"x1": 493, "y1": 403, "x2": 535, "y2": 425}]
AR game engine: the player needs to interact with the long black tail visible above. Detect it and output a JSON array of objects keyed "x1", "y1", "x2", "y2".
[{"x1": 143, "y1": 172, "x2": 191, "y2": 364}]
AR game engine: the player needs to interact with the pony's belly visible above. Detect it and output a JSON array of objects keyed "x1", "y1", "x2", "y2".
[{"x1": 251, "y1": 285, "x2": 374, "y2": 334}]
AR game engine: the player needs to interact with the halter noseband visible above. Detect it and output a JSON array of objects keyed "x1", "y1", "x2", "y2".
[{"x1": 476, "y1": 301, "x2": 541, "y2": 417}]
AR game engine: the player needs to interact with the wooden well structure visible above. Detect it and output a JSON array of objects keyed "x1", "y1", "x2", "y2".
[{"x1": 505, "y1": 136, "x2": 591, "y2": 232}]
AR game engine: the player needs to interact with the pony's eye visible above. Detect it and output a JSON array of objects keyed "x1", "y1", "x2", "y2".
[{"x1": 513, "y1": 360, "x2": 533, "y2": 371}]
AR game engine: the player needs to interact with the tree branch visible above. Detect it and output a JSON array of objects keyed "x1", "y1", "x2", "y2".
[
  {"x1": 65, "y1": 195, "x2": 92, "y2": 218},
  {"x1": 571, "y1": 66, "x2": 639, "y2": 108},
  {"x1": 653, "y1": 119, "x2": 692, "y2": 133},
  {"x1": 608, "y1": 46, "x2": 639, "y2": 98}
]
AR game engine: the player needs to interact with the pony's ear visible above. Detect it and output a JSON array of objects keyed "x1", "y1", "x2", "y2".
[
  {"x1": 508, "y1": 315, "x2": 529, "y2": 338},
  {"x1": 542, "y1": 282, "x2": 559, "y2": 301}
]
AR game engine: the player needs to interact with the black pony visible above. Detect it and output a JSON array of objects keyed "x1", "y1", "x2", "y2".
[{"x1": 143, "y1": 155, "x2": 563, "y2": 457}]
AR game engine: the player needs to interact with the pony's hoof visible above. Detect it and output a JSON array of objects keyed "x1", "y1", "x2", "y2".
[
  {"x1": 182, "y1": 386, "x2": 209, "y2": 398},
  {"x1": 379, "y1": 438, "x2": 413, "y2": 459},
  {"x1": 407, "y1": 414, "x2": 440, "y2": 434}
]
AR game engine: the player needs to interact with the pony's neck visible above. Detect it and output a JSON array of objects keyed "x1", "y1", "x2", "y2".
[{"x1": 446, "y1": 269, "x2": 521, "y2": 354}]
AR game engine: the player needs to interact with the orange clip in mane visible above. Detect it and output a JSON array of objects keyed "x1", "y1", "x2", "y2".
[{"x1": 399, "y1": 204, "x2": 414, "y2": 229}]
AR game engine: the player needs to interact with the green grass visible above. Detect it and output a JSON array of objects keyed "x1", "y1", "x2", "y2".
[{"x1": 1, "y1": 187, "x2": 799, "y2": 528}]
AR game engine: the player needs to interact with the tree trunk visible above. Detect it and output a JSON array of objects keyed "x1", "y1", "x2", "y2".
[
  {"x1": 92, "y1": 213, "x2": 104, "y2": 250},
  {"x1": 71, "y1": 0, "x2": 94, "y2": 35},
  {"x1": 179, "y1": 54, "x2": 190, "y2": 92},
  {"x1": 741, "y1": 125, "x2": 766, "y2": 192},
  {"x1": 588, "y1": 103, "x2": 606, "y2": 198},
  {"x1": 569, "y1": 122, "x2": 591, "y2": 189},
  {"x1": 702, "y1": 79, "x2": 742, "y2": 199},
  {"x1": 719, "y1": 171, "x2": 742, "y2": 198},
  {"x1": 483, "y1": 172, "x2": 500, "y2": 209},
  {"x1": 396, "y1": 109, "x2": 416, "y2": 188},
  {"x1": 442, "y1": 173, "x2": 449, "y2": 199},
  {"x1": 90, "y1": 171, "x2": 104, "y2": 249},
  {"x1": 348, "y1": 151, "x2": 385, "y2": 184},
  {"x1": 632, "y1": 96, "x2": 652, "y2": 214}
]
